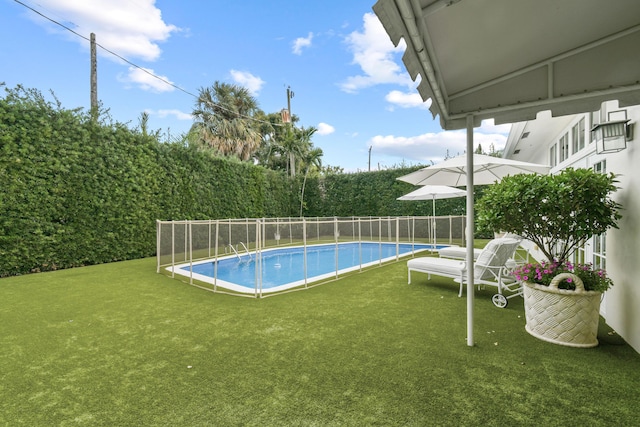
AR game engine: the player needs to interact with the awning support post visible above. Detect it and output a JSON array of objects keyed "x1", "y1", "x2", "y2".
[{"x1": 466, "y1": 115, "x2": 475, "y2": 347}]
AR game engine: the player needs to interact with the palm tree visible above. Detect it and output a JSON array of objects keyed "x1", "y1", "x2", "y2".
[
  {"x1": 300, "y1": 146, "x2": 323, "y2": 216},
  {"x1": 248, "y1": 112, "x2": 322, "y2": 181},
  {"x1": 191, "y1": 82, "x2": 263, "y2": 160},
  {"x1": 278, "y1": 125, "x2": 317, "y2": 178},
  {"x1": 252, "y1": 111, "x2": 283, "y2": 168}
]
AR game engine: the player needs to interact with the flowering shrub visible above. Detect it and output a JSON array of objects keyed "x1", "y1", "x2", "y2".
[{"x1": 513, "y1": 261, "x2": 613, "y2": 293}]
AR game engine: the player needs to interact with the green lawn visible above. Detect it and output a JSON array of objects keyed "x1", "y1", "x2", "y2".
[{"x1": 1, "y1": 256, "x2": 639, "y2": 426}]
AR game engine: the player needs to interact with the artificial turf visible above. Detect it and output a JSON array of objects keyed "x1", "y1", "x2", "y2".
[{"x1": 1, "y1": 256, "x2": 639, "y2": 426}]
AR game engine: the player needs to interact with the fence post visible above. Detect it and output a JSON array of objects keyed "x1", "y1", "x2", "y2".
[
  {"x1": 256, "y1": 219, "x2": 261, "y2": 298},
  {"x1": 352, "y1": 216, "x2": 355, "y2": 241},
  {"x1": 188, "y1": 221, "x2": 193, "y2": 285},
  {"x1": 303, "y1": 217, "x2": 308, "y2": 287},
  {"x1": 378, "y1": 218, "x2": 382, "y2": 265},
  {"x1": 184, "y1": 221, "x2": 188, "y2": 263},
  {"x1": 334, "y1": 217, "x2": 339, "y2": 278},
  {"x1": 171, "y1": 221, "x2": 175, "y2": 278},
  {"x1": 395, "y1": 217, "x2": 399, "y2": 260},
  {"x1": 214, "y1": 220, "x2": 219, "y2": 292},
  {"x1": 358, "y1": 218, "x2": 362, "y2": 271},
  {"x1": 246, "y1": 218, "x2": 250, "y2": 250},
  {"x1": 411, "y1": 217, "x2": 415, "y2": 253},
  {"x1": 156, "y1": 220, "x2": 161, "y2": 273}
]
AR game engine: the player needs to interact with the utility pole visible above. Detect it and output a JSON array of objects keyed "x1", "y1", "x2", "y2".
[
  {"x1": 368, "y1": 146, "x2": 372, "y2": 171},
  {"x1": 90, "y1": 33, "x2": 98, "y2": 121},
  {"x1": 286, "y1": 86, "x2": 294, "y2": 122},
  {"x1": 285, "y1": 86, "x2": 296, "y2": 177}
]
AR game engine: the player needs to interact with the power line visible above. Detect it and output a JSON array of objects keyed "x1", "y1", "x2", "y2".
[
  {"x1": 13, "y1": 0, "x2": 287, "y2": 128},
  {"x1": 14, "y1": 0, "x2": 197, "y2": 97}
]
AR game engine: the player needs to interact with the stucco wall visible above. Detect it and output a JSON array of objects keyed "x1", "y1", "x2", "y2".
[{"x1": 603, "y1": 110, "x2": 640, "y2": 353}]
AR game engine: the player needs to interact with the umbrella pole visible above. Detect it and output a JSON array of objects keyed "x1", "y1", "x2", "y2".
[
  {"x1": 432, "y1": 195, "x2": 436, "y2": 249},
  {"x1": 466, "y1": 115, "x2": 475, "y2": 347}
]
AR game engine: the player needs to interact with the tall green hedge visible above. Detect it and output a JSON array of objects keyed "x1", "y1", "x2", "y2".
[
  {"x1": 301, "y1": 169, "x2": 467, "y2": 218},
  {"x1": 0, "y1": 86, "x2": 293, "y2": 276},
  {"x1": 1, "y1": 85, "x2": 467, "y2": 277}
]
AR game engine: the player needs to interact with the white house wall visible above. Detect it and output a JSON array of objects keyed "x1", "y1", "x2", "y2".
[
  {"x1": 605, "y1": 107, "x2": 640, "y2": 355},
  {"x1": 504, "y1": 101, "x2": 640, "y2": 353}
]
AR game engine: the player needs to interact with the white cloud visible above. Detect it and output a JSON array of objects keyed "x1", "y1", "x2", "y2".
[
  {"x1": 151, "y1": 109, "x2": 193, "y2": 121},
  {"x1": 292, "y1": 32, "x2": 313, "y2": 55},
  {"x1": 341, "y1": 13, "x2": 412, "y2": 93},
  {"x1": 369, "y1": 127, "x2": 510, "y2": 164},
  {"x1": 118, "y1": 66, "x2": 175, "y2": 92},
  {"x1": 385, "y1": 90, "x2": 431, "y2": 110},
  {"x1": 30, "y1": 0, "x2": 180, "y2": 62},
  {"x1": 317, "y1": 122, "x2": 335, "y2": 136},
  {"x1": 230, "y1": 70, "x2": 265, "y2": 95},
  {"x1": 478, "y1": 119, "x2": 512, "y2": 135}
]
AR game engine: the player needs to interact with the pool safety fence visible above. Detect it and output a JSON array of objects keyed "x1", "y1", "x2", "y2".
[{"x1": 156, "y1": 216, "x2": 466, "y2": 298}]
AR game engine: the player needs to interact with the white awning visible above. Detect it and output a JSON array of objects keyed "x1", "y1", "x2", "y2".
[{"x1": 373, "y1": 0, "x2": 640, "y2": 130}]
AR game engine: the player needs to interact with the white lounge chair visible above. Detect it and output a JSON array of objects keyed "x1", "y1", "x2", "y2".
[
  {"x1": 407, "y1": 237, "x2": 521, "y2": 297},
  {"x1": 437, "y1": 233, "x2": 522, "y2": 260}
]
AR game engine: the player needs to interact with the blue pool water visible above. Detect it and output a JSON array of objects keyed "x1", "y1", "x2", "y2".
[{"x1": 174, "y1": 242, "x2": 441, "y2": 293}]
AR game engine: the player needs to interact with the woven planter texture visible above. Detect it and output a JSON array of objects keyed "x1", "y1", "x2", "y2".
[{"x1": 523, "y1": 273, "x2": 602, "y2": 348}]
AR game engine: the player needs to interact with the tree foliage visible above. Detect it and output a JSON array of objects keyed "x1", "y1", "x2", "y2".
[
  {"x1": 476, "y1": 168, "x2": 622, "y2": 263},
  {"x1": 190, "y1": 82, "x2": 264, "y2": 160},
  {"x1": 190, "y1": 82, "x2": 325, "y2": 179},
  {"x1": 0, "y1": 85, "x2": 292, "y2": 276}
]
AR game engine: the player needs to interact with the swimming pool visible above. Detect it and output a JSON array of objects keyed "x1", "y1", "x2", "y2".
[{"x1": 169, "y1": 242, "x2": 442, "y2": 294}]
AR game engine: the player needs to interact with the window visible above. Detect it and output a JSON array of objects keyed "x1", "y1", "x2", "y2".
[
  {"x1": 572, "y1": 118, "x2": 586, "y2": 153},
  {"x1": 572, "y1": 246, "x2": 586, "y2": 265},
  {"x1": 593, "y1": 233, "x2": 606, "y2": 270},
  {"x1": 593, "y1": 160, "x2": 606, "y2": 174},
  {"x1": 592, "y1": 160, "x2": 607, "y2": 269},
  {"x1": 559, "y1": 133, "x2": 569, "y2": 162},
  {"x1": 549, "y1": 144, "x2": 557, "y2": 167}
]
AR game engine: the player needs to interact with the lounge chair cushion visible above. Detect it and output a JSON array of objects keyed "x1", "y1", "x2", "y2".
[
  {"x1": 438, "y1": 246, "x2": 482, "y2": 260},
  {"x1": 407, "y1": 257, "x2": 466, "y2": 277}
]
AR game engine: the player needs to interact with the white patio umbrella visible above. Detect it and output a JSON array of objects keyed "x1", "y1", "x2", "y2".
[
  {"x1": 398, "y1": 154, "x2": 551, "y2": 187},
  {"x1": 397, "y1": 185, "x2": 466, "y2": 248},
  {"x1": 398, "y1": 152, "x2": 549, "y2": 345}
]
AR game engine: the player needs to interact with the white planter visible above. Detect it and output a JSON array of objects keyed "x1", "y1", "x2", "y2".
[{"x1": 523, "y1": 273, "x2": 602, "y2": 348}]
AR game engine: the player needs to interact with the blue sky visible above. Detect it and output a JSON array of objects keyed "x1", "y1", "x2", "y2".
[{"x1": 1, "y1": 0, "x2": 510, "y2": 172}]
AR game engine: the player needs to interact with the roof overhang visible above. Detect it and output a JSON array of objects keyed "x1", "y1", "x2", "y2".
[{"x1": 373, "y1": 0, "x2": 640, "y2": 130}]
